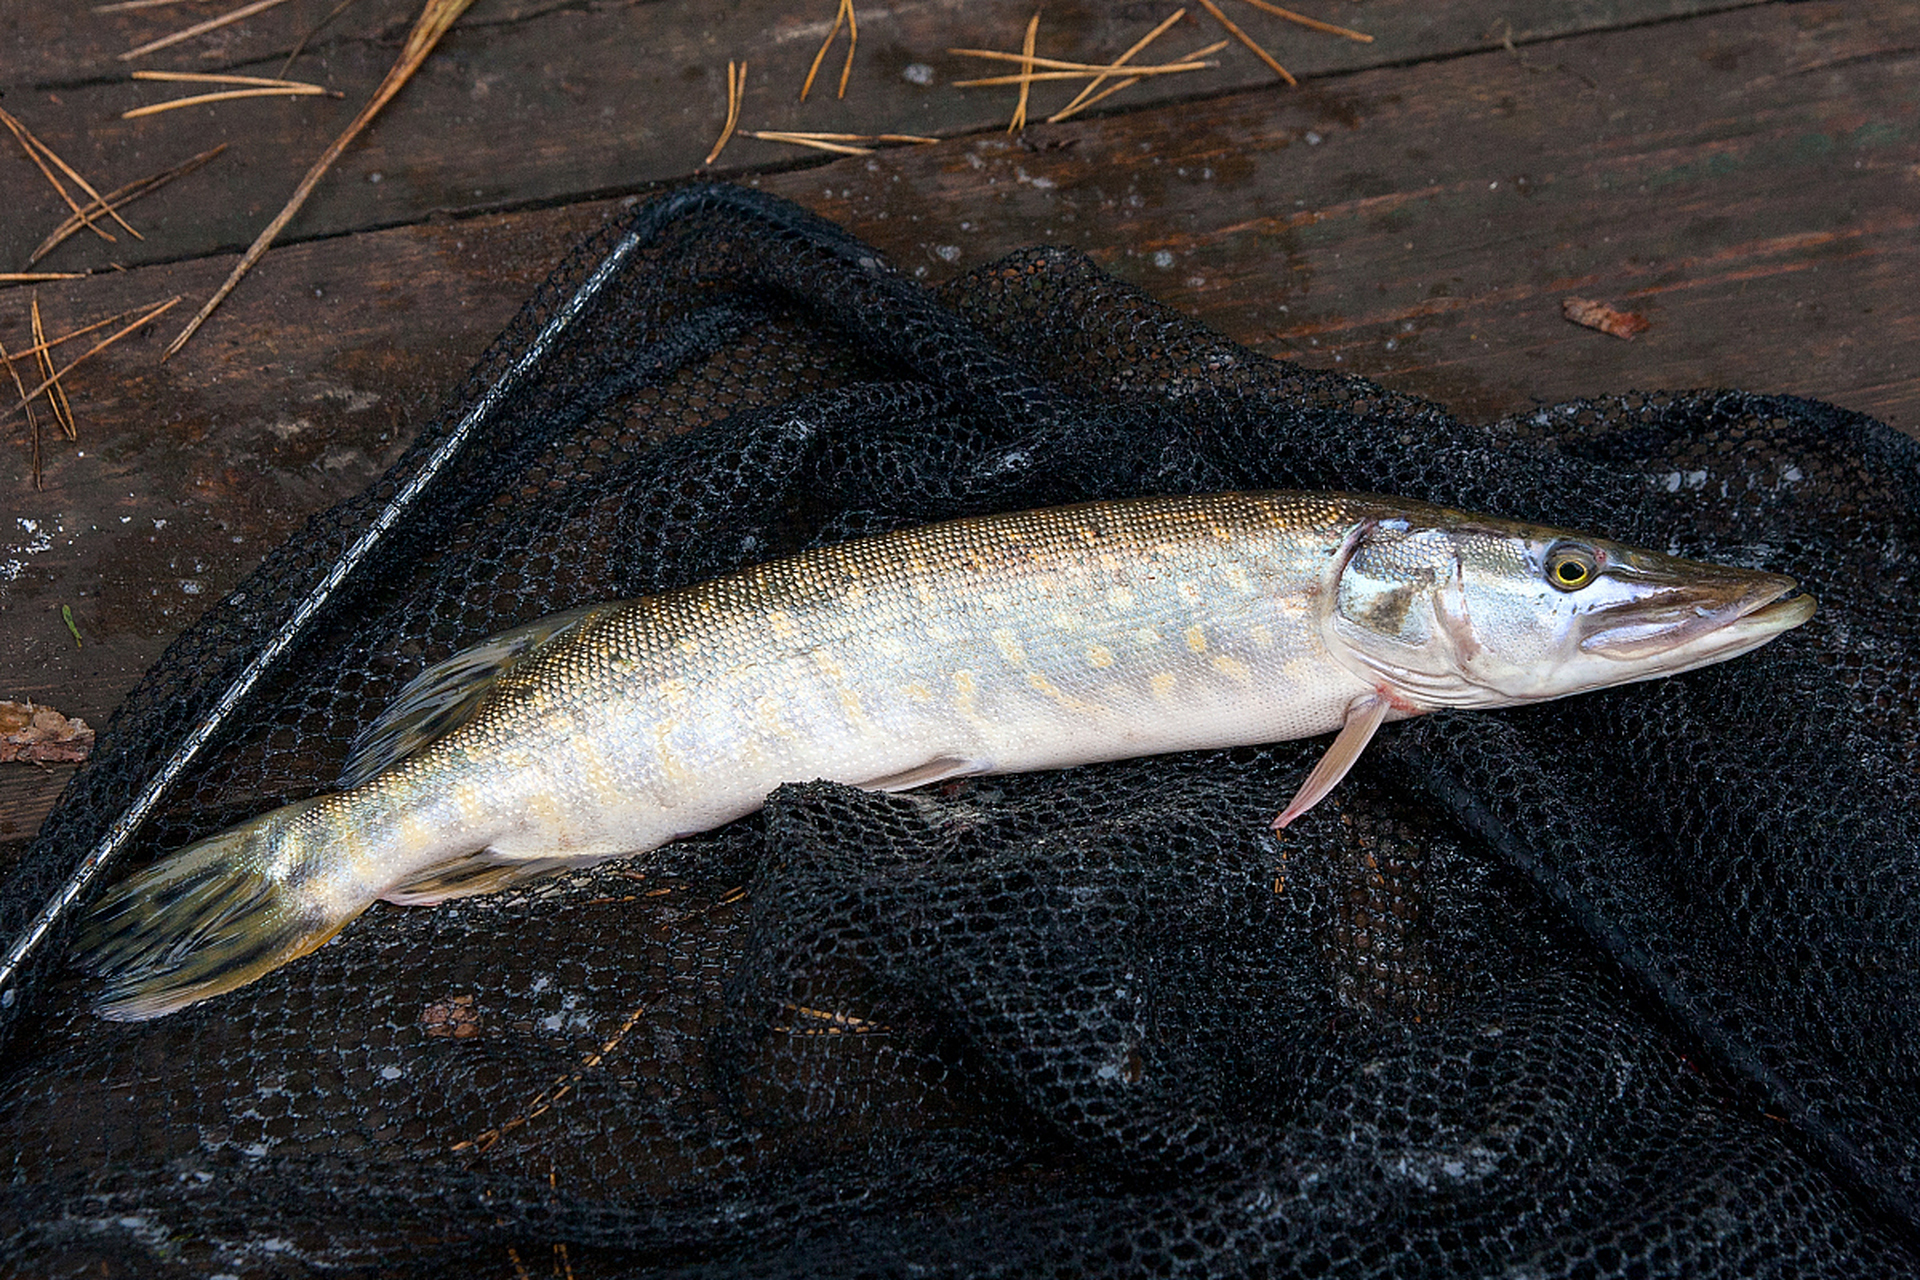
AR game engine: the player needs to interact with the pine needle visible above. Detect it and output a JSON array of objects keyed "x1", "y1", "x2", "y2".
[
  {"x1": 1236, "y1": 0, "x2": 1372, "y2": 42},
  {"x1": 1197, "y1": 0, "x2": 1295, "y2": 84},
  {"x1": 0, "y1": 108, "x2": 136, "y2": 244},
  {"x1": 1008, "y1": 11, "x2": 1040, "y2": 133},
  {"x1": 0, "y1": 273, "x2": 86, "y2": 283},
  {"x1": 119, "y1": 0, "x2": 298, "y2": 61},
  {"x1": 704, "y1": 59, "x2": 744, "y2": 166},
  {"x1": 955, "y1": 65, "x2": 1215, "y2": 87},
  {"x1": 163, "y1": 0, "x2": 478, "y2": 360},
  {"x1": 0, "y1": 336, "x2": 42, "y2": 489},
  {"x1": 31, "y1": 145, "x2": 227, "y2": 266},
  {"x1": 745, "y1": 130, "x2": 871, "y2": 155},
  {"x1": 1051, "y1": 8, "x2": 1187, "y2": 123},
  {"x1": 131, "y1": 69, "x2": 328, "y2": 87},
  {"x1": 279, "y1": 0, "x2": 364, "y2": 77},
  {"x1": 121, "y1": 84, "x2": 334, "y2": 119},
  {"x1": 1053, "y1": 40, "x2": 1228, "y2": 120},
  {"x1": 0, "y1": 302, "x2": 167, "y2": 364},
  {"x1": 29, "y1": 297, "x2": 76, "y2": 442},
  {"x1": 3, "y1": 296, "x2": 181, "y2": 429},
  {"x1": 949, "y1": 49, "x2": 1221, "y2": 74},
  {"x1": 94, "y1": 0, "x2": 207, "y2": 12},
  {"x1": 799, "y1": 0, "x2": 857, "y2": 102},
  {"x1": 837, "y1": 0, "x2": 857, "y2": 98},
  {"x1": 745, "y1": 129, "x2": 937, "y2": 156},
  {"x1": 453, "y1": 1005, "x2": 647, "y2": 1155}
]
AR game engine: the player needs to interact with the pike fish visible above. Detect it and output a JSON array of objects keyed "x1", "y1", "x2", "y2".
[{"x1": 80, "y1": 492, "x2": 1813, "y2": 1018}]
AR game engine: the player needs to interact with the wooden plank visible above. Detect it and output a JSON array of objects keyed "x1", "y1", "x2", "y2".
[
  {"x1": 2, "y1": 0, "x2": 1914, "y2": 840},
  {"x1": 1, "y1": 0, "x2": 1773, "y2": 273}
]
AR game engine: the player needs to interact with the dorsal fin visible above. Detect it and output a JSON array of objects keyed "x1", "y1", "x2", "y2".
[{"x1": 338, "y1": 605, "x2": 602, "y2": 789}]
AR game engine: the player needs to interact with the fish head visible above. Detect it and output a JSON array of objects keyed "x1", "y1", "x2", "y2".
[{"x1": 1321, "y1": 506, "x2": 1815, "y2": 711}]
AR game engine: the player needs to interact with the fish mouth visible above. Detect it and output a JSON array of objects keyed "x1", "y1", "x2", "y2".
[{"x1": 1579, "y1": 571, "x2": 1814, "y2": 669}]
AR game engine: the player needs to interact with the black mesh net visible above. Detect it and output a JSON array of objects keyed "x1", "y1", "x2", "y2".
[{"x1": 0, "y1": 184, "x2": 1914, "y2": 1277}]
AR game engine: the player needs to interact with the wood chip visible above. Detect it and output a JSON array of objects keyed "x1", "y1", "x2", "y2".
[
  {"x1": 420, "y1": 993, "x2": 481, "y2": 1038},
  {"x1": 1562, "y1": 296, "x2": 1651, "y2": 340},
  {"x1": 0, "y1": 702, "x2": 95, "y2": 765}
]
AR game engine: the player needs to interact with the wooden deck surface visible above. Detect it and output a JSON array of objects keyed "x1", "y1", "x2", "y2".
[{"x1": 2, "y1": 0, "x2": 1916, "y2": 842}]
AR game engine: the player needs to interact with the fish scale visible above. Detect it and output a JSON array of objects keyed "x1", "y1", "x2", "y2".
[{"x1": 76, "y1": 491, "x2": 1812, "y2": 1019}]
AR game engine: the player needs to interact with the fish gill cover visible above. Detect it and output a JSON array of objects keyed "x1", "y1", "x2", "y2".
[{"x1": 0, "y1": 184, "x2": 1914, "y2": 1276}]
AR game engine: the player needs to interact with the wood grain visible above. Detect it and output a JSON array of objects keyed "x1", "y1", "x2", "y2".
[{"x1": 2, "y1": 1, "x2": 1772, "y2": 272}]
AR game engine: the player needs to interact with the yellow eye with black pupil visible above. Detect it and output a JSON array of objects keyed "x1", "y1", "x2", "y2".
[{"x1": 1546, "y1": 546, "x2": 1597, "y2": 591}]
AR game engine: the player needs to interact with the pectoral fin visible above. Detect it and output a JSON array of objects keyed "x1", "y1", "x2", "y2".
[{"x1": 1272, "y1": 695, "x2": 1391, "y2": 830}]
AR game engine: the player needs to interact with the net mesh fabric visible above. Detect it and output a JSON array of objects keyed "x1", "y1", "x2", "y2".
[{"x1": 0, "y1": 184, "x2": 1914, "y2": 1276}]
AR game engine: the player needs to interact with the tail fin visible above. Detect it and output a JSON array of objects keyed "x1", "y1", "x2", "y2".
[{"x1": 77, "y1": 801, "x2": 362, "y2": 1020}]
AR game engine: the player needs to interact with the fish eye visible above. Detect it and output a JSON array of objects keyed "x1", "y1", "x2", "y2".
[{"x1": 1546, "y1": 543, "x2": 1598, "y2": 591}]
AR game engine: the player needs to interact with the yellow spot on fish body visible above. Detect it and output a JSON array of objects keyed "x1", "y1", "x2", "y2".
[
  {"x1": 451, "y1": 783, "x2": 489, "y2": 824},
  {"x1": 1211, "y1": 654, "x2": 1251, "y2": 682},
  {"x1": 1027, "y1": 670, "x2": 1095, "y2": 713},
  {"x1": 991, "y1": 628, "x2": 1026, "y2": 667},
  {"x1": 766, "y1": 609, "x2": 801, "y2": 642},
  {"x1": 570, "y1": 736, "x2": 622, "y2": 805},
  {"x1": 650, "y1": 722, "x2": 693, "y2": 789},
  {"x1": 951, "y1": 669, "x2": 979, "y2": 716},
  {"x1": 811, "y1": 649, "x2": 866, "y2": 721},
  {"x1": 755, "y1": 694, "x2": 795, "y2": 742},
  {"x1": 1184, "y1": 625, "x2": 1208, "y2": 653},
  {"x1": 1222, "y1": 563, "x2": 1253, "y2": 594},
  {"x1": 1107, "y1": 587, "x2": 1135, "y2": 610},
  {"x1": 398, "y1": 812, "x2": 434, "y2": 852},
  {"x1": 1086, "y1": 644, "x2": 1115, "y2": 669},
  {"x1": 1051, "y1": 611, "x2": 1083, "y2": 633},
  {"x1": 1150, "y1": 672, "x2": 1177, "y2": 701},
  {"x1": 904, "y1": 680, "x2": 934, "y2": 703},
  {"x1": 1250, "y1": 625, "x2": 1274, "y2": 648}
]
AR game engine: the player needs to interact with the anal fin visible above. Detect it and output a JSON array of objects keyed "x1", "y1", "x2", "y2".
[
  {"x1": 380, "y1": 851, "x2": 582, "y2": 906},
  {"x1": 1272, "y1": 695, "x2": 1391, "y2": 830},
  {"x1": 854, "y1": 755, "x2": 992, "y2": 793}
]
